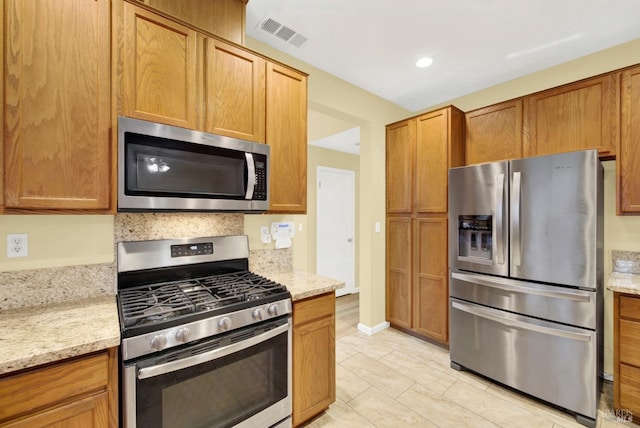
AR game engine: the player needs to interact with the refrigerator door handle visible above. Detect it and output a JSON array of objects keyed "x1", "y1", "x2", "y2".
[
  {"x1": 512, "y1": 171, "x2": 522, "y2": 266},
  {"x1": 495, "y1": 173, "x2": 505, "y2": 265},
  {"x1": 451, "y1": 271, "x2": 591, "y2": 302},
  {"x1": 451, "y1": 300, "x2": 592, "y2": 342}
]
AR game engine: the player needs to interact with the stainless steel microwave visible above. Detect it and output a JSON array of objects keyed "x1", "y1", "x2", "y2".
[{"x1": 118, "y1": 117, "x2": 269, "y2": 212}]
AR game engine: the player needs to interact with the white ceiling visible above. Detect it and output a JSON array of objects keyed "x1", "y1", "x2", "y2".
[{"x1": 246, "y1": 0, "x2": 640, "y2": 114}]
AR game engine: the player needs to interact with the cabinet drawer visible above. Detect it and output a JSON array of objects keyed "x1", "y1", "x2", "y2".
[
  {"x1": 293, "y1": 293, "x2": 335, "y2": 326},
  {"x1": 620, "y1": 319, "x2": 640, "y2": 367},
  {"x1": 620, "y1": 295, "x2": 640, "y2": 321},
  {"x1": 620, "y1": 363, "x2": 640, "y2": 413},
  {"x1": 0, "y1": 352, "x2": 109, "y2": 422}
]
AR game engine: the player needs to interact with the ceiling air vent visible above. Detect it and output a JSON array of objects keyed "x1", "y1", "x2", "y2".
[{"x1": 258, "y1": 16, "x2": 309, "y2": 48}]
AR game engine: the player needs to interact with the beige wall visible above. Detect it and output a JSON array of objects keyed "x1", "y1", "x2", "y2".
[
  {"x1": 0, "y1": 215, "x2": 114, "y2": 272},
  {"x1": 245, "y1": 37, "x2": 411, "y2": 328}
]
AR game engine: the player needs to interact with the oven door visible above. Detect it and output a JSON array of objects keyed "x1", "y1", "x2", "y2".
[{"x1": 123, "y1": 317, "x2": 291, "y2": 428}]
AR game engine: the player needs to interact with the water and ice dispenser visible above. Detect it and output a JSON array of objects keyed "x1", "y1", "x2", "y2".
[{"x1": 457, "y1": 215, "x2": 493, "y2": 261}]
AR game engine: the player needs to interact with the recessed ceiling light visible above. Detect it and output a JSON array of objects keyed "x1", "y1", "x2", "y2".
[{"x1": 416, "y1": 57, "x2": 433, "y2": 68}]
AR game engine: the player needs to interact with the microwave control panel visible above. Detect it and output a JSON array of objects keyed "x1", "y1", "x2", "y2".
[{"x1": 253, "y1": 154, "x2": 267, "y2": 201}]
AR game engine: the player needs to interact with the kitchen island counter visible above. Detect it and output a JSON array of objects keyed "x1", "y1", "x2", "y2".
[
  {"x1": 0, "y1": 296, "x2": 120, "y2": 375},
  {"x1": 263, "y1": 270, "x2": 345, "y2": 301}
]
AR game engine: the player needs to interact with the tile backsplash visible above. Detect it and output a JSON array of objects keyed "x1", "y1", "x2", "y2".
[{"x1": 0, "y1": 213, "x2": 292, "y2": 310}]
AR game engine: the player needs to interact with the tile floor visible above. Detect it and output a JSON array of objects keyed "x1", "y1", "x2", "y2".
[{"x1": 302, "y1": 294, "x2": 637, "y2": 428}]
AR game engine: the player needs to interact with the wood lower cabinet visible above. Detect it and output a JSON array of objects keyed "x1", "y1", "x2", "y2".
[
  {"x1": 465, "y1": 100, "x2": 523, "y2": 165},
  {"x1": 0, "y1": 349, "x2": 118, "y2": 427},
  {"x1": 131, "y1": 0, "x2": 247, "y2": 45},
  {"x1": 413, "y1": 217, "x2": 448, "y2": 343},
  {"x1": 266, "y1": 63, "x2": 308, "y2": 213},
  {"x1": 385, "y1": 106, "x2": 463, "y2": 345},
  {"x1": 292, "y1": 293, "x2": 336, "y2": 427},
  {"x1": 618, "y1": 65, "x2": 640, "y2": 214},
  {"x1": 614, "y1": 292, "x2": 640, "y2": 424},
  {"x1": 385, "y1": 216, "x2": 412, "y2": 328},
  {"x1": 523, "y1": 73, "x2": 619, "y2": 158},
  {"x1": 3, "y1": 0, "x2": 111, "y2": 211}
]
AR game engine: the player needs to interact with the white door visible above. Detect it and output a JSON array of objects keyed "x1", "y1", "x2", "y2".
[{"x1": 317, "y1": 166, "x2": 357, "y2": 296}]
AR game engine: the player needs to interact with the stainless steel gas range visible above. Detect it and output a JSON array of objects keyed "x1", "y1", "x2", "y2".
[{"x1": 117, "y1": 235, "x2": 292, "y2": 428}]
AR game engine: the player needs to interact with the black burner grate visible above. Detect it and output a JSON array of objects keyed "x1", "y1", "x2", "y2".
[{"x1": 118, "y1": 271, "x2": 287, "y2": 328}]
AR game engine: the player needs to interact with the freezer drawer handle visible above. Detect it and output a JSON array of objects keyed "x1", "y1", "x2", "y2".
[
  {"x1": 451, "y1": 272, "x2": 591, "y2": 302},
  {"x1": 452, "y1": 301, "x2": 591, "y2": 342},
  {"x1": 496, "y1": 173, "x2": 505, "y2": 265}
]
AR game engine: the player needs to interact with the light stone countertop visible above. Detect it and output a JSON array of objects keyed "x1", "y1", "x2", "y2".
[
  {"x1": 262, "y1": 270, "x2": 345, "y2": 301},
  {"x1": 607, "y1": 250, "x2": 640, "y2": 295},
  {"x1": 607, "y1": 271, "x2": 640, "y2": 295},
  {"x1": 0, "y1": 296, "x2": 120, "y2": 375}
]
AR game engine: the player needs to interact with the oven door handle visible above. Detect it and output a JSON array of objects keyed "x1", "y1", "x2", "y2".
[{"x1": 137, "y1": 322, "x2": 289, "y2": 380}]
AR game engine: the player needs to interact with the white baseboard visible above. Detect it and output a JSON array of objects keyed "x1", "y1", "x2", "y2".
[
  {"x1": 357, "y1": 321, "x2": 390, "y2": 336},
  {"x1": 602, "y1": 372, "x2": 613, "y2": 381}
]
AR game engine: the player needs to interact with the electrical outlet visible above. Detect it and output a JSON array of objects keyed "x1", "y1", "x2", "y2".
[{"x1": 7, "y1": 234, "x2": 29, "y2": 258}]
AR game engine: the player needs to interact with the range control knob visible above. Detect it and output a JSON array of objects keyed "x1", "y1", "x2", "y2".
[
  {"x1": 218, "y1": 317, "x2": 232, "y2": 331},
  {"x1": 268, "y1": 304, "x2": 279, "y2": 316},
  {"x1": 150, "y1": 334, "x2": 167, "y2": 351},
  {"x1": 175, "y1": 327, "x2": 192, "y2": 343},
  {"x1": 253, "y1": 308, "x2": 265, "y2": 321}
]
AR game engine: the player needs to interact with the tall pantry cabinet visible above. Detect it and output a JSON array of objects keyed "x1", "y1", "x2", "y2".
[{"x1": 385, "y1": 106, "x2": 464, "y2": 344}]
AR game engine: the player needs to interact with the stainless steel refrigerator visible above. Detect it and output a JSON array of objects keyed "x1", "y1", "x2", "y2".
[{"x1": 448, "y1": 149, "x2": 603, "y2": 427}]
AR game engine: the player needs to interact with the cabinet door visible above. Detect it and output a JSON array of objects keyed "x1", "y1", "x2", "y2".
[
  {"x1": 524, "y1": 74, "x2": 619, "y2": 158},
  {"x1": 415, "y1": 110, "x2": 449, "y2": 213},
  {"x1": 293, "y1": 294, "x2": 335, "y2": 427},
  {"x1": 4, "y1": 0, "x2": 111, "y2": 210},
  {"x1": 386, "y1": 216, "x2": 412, "y2": 328},
  {"x1": 466, "y1": 100, "x2": 523, "y2": 165},
  {"x1": 132, "y1": 0, "x2": 247, "y2": 44},
  {"x1": 121, "y1": 2, "x2": 198, "y2": 129},
  {"x1": 266, "y1": 63, "x2": 307, "y2": 213},
  {"x1": 203, "y1": 38, "x2": 265, "y2": 142},
  {"x1": 618, "y1": 65, "x2": 640, "y2": 214},
  {"x1": 413, "y1": 217, "x2": 448, "y2": 344},
  {"x1": 386, "y1": 120, "x2": 414, "y2": 214},
  {"x1": 3, "y1": 393, "x2": 109, "y2": 428}
]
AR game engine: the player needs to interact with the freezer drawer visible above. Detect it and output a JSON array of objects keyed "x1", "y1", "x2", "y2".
[
  {"x1": 450, "y1": 270, "x2": 597, "y2": 329},
  {"x1": 450, "y1": 298, "x2": 599, "y2": 420}
]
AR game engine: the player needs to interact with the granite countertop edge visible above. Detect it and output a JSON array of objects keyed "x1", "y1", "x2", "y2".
[
  {"x1": 261, "y1": 270, "x2": 346, "y2": 301},
  {"x1": 0, "y1": 296, "x2": 120, "y2": 376},
  {"x1": 607, "y1": 271, "x2": 640, "y2": 296}
]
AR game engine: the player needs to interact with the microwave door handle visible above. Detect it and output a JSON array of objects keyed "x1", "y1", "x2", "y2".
[
  {"x1": 495, "y1": 173, "x2": 505, "y2": 265},
  {"x1": 245, "y1": 153, "x2": 256, "y2": 200},
  {"x1": 512, "y1": 171, "x2": 522, "y2": 266}
]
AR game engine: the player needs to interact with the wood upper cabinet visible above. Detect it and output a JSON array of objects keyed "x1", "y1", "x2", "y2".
[
  {"x1": 3, "y1": 0, "x2": 111, "y2": 211},
  {"x1": 415, "y1": 107, "x2": 464, "y2": 213},
  {"x1": 121, "y1": 2, "x2": 198, "y2": 129},
  {"x1": 385, "y1": 216, "x2": 412, "y2": 329},
  {"x1": 0, "y1": 349, "x2": 118, "y2": 427},
  {"x1": 293, "y1": 293, "x2": 336, "y2": 427},
  {"x1": 202, "y1": 37, "x2": 266, "y2": 142},
  {"x1": 413, "y1": 217, "x2": 448, "y2": 343},
  {"x1": 618, "y1": 65, "x2": 640, "y2": 214},
  {"x1": 266, "y1": 63, "x2": 308, "y2": 213},
  {"x1": 131, "y1": 0, "x2": 247, "y2": 45},
  {"x1": 523, "y1": 74, "x2": 619, "y2": 158},
  {"x1": 386, "y1": 120, "x2": 414, "y2": 214},
  {"x1": 465, "y1": 100, "x2": 523, "y2": 165}
]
